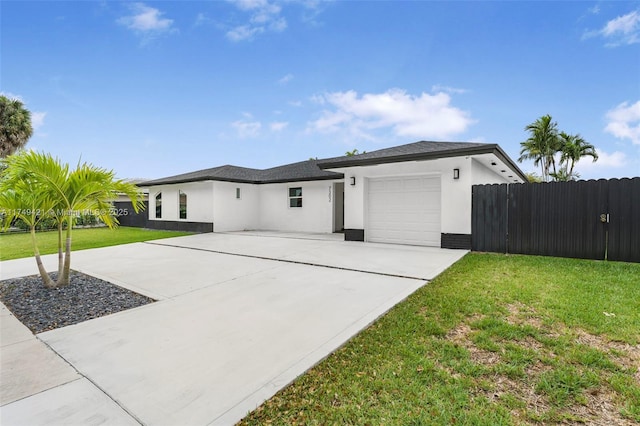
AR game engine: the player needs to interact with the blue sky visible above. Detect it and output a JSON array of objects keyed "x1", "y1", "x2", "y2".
[{"x1": 2, "y1": 0, "x2": 639, "y2": 180}]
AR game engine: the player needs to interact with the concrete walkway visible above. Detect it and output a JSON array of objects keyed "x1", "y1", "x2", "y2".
[{"x1": 0, "y1": 232, "x2": 467, "y2": 425}]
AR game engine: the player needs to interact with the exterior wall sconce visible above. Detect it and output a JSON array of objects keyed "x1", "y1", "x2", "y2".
[
  {"x1": 350, "y1": 176, "x2": 356, "y2": 186},
  {"x1": 453, "y1": 168, "x2": 460, "y2": 180}
]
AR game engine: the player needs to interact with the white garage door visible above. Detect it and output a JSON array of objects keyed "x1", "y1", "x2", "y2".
[{"x1": 367, "y1": 176, "x2": 441, "y2": 246}]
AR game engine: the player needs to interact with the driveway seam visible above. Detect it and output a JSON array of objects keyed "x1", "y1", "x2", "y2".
[
  {"x1": 144, "y1": 241, "x2": 429, "y2": 281},
  {"x1": 33, "y1": 336, "x2": 145, "y2": 425},
  {"x1": 1, "y1": 377, "x2": 84, "y2": 408}
]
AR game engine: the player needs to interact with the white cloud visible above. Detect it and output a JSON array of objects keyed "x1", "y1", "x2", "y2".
[
  {"x1": 288, "y1": 100, "x2": 302, "y2": 107},
  {"x1": 431, "y1": 85, "x2": 468, "y2": 95},
  {"x1": 117, "y1": 3, "x2": 175, "y2": 41},
  {"x1": 468, "y1": 136, "x2": 486, "y2": 143},
  {"x1": 226, "y1": 0, "x2": 286, "y2": 41},
  {"x1": 269, "y1": 17, "x2": 287, "y2": 32},
  {"x1": 194, "y1": 13, "x2": 210, "y2": 27},
  {"x1": 31, "y1": 112, "x2": 47, "y2": 130},
  {"x1": 578, "y1": 149, "x2": 627, "y2": 172},
  {"x1": 231, "y1": 120, "x2": 261, "y2": 138},
  {"x1": 308, "y1": 89, "x2": 475, "y2": 140},
  {"x1": 278, "y1": 73, "x2": 293, "y2": 85},
  {"x1": 270, "y1": 121, "x2": 288, "y2": 131},
  {"x1": 584, "y1": 10, "x2": 640, "y2": 46},
  {"x1": 605, "y1": 101, "x2": 640, "y2": 145},
  {"x1": 227, "y1": 24, "x2": 264, "y2": 41}
]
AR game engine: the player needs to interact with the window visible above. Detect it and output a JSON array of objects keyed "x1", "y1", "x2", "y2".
[
  {"x1": 289, "y1": 187, "x2": 302, "y2": 208},
  {"x1": 179, "y1": 190, "x2": 187, "y2": 219},
  {"x1": 155, "y1": 193, "x2": 162, "y2": 218},
  {"x1": 236, "y1": 188, "x2": 241, "y2": 199}
]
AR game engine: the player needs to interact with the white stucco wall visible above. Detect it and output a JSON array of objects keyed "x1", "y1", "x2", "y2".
[
  {"x1": 148, "y1": 181, "x2": 214, "y2": 222},
  {"x1": 258, "y1": 181, "x2": 335, "y2": 233},
  {"x1": 332, "y1": 154, "x2": 515, "y2": 236},
  {"x1": 143, "y1": 153, "x2": 518, "y2": 237},
  {"x1": 335, "y1": 157, "x2": 467, "y2": 232},
  {"x1": 212, "y1": 182, "x2": 260, "y2": 231}
]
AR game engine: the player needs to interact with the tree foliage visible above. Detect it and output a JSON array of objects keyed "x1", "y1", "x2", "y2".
[
  {"x1": 0, "y1": 151, "x2": 145, "y2": 287},
  {"x1": 345, "y1": 149, "x2": 366, "y2": 156},
  {"x1": 518, "y1": 115, "x2": 598, "y2": 182},
  {"x1": 0, "y1": 96, "x2": 33, "y2": 158}
]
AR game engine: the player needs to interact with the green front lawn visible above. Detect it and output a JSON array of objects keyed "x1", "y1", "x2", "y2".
[
  {"x1": 241, "y1": 253, "x2": 640, "y2": 425},
  {"x1": 0, "y1": 227, "x2": 192, "y2": 261}
]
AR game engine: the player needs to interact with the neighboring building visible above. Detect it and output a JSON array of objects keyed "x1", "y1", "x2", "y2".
[{"x1": 139, "y1": 141, "x2": 526, "y2": 249}]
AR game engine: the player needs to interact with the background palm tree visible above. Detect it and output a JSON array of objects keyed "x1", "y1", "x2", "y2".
[
  {"x1": 557, "y1": 132, "x2": 598, "y2": 180},
  {"x1": 0, "y1": 96, "x2": 33, "y2": 158},
  {"x1": 0, "y1": 151, "x2": 145, "y2": 287},
  {"x1": 518, "y1": 114, "x2": 560, "y2": 182}
]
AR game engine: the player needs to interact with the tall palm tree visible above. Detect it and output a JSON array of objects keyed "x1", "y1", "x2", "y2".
[
  {"x1": 558, "y1": 132, "x2": 598, "y2": 179},
  {"x1": 0, "y1": 96, "x2": 33, "y2": 158},
  {"x1": 518, "y1": 115, "x2": 560, "y2": 182},
  {"x1": 1, "y1": 151, "x2": 145, "y2": 287}
]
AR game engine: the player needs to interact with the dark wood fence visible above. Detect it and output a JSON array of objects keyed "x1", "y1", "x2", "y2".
[
  {"x1": 113, "y1": 201, "x2": 149, "y2": 228},
  {"x1": 472, "y1": 178, "x2": 640, "y2": 263}
]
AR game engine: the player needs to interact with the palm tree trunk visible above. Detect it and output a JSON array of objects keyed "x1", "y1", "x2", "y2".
[
  {"x1": 57, "y1": 218, "x2": 72, "y2": 287},
  {"x1": 57, "y1": 220, "x2": 64, "y2": 276},
  {"x1": 569, "y1": 160, "x2": 575, "y2": 179},
  {"x1": 31, "y1": 226, "x2": 55, "y2": 288}
]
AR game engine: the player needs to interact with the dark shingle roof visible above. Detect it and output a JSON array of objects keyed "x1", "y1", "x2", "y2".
[
  {"x1": 140, "y1": 161, "x2": 342, "y2": 186},
  {"x1": 260, "y1": 160, "x2": 341, "y2": 183},
  {"x1": 317, "y1": 140, "x2": 527, "y2": 181},
  {"x1": 140, "y1": 140, "x2": 527, "y2": 186},
  {"x1": 317, "y1": 141, "x2": 492, "y2": 168}
]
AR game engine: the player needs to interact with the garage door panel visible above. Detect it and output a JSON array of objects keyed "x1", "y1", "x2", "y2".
[{"x1": 367, "y1": 176, "x2": 441, "y2": 247}]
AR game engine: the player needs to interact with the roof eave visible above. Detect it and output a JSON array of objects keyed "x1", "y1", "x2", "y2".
[
  {"x1": 491, "y1": 145, "x2": 528, "y2": 182},
  {"x1": 258, "y1": 174, "x2": 344, "y2": 185},
  {"x1": 319, "y1": 144, "x2": 528, "y2": 182},
  {"x1": 318, "y1": 145, "x2": 501, "y2": 169},
  {"x1": 139, "y1": 176, "x2": 259, "y2": 186},
  {"x1": 139, "y1": 174, "x2": 344, "y2": 187}
]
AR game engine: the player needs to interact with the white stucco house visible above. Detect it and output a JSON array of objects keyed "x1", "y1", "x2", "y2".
[{"x1": 139, "y1": 141, "x2": 526, "y2": 249}]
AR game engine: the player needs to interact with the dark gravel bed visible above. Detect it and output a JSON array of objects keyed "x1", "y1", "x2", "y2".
[{"x1": 0, "y1": 271, "x2": 155, "y2": 334}]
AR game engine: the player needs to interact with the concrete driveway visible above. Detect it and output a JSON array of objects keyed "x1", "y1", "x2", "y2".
[{"x1": 1, "y1": 232, "x2": 467, "y2": 425}]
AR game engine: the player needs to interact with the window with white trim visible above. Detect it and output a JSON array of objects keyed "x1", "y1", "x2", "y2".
[
  {"x1": 236, "y1": 188, "x2": 241, "y2": 199},
  {"x1": 289, "y1": 187, "x2": 302, "y2": 208}
]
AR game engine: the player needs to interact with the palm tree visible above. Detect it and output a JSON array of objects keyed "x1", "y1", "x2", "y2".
[
  {"x1": 518, "y1": 115, "x2": 560, "y2": 182},
  {"x1": 0, "y1": 96, "x2": 33, "y2": 158},
  {"x1": 557, "y1": 132, "x2": 598, "y2": 180},
  {"x1": 1, "y1": 151, "x2": 145, "y2": 287},
  {"x1": 345, "y1": 149, "x2": 366, "y2": 156}
]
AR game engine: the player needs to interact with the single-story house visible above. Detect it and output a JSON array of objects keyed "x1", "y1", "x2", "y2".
[{"x1": 139, "y1": 140, "x2": 526, "y2": 249}]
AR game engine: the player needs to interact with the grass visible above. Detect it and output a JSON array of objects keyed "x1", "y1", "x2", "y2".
[
  {"x1": 240, "y1": 253, "x2": 640, "y2": 425},
  {"x1": 0, "y1": 227, "x2": 192, "y2": 261}
]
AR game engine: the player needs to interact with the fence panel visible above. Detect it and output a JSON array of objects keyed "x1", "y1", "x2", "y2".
[
  {"x1": 472, "y1": 178, "x2": 637, "y2": 262},
  {"x1": 471, "y1": 184, "x2": 507, "y2": 253},
  {"x1": 113, "y1": 201, "x2": 149, "y2": 228},
  {"x1": 509, "y1": 180, "x2": 607, "y2": 260},
  {"x1": 608, "y1": 177, "x2": 640, "y2": 263}
]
